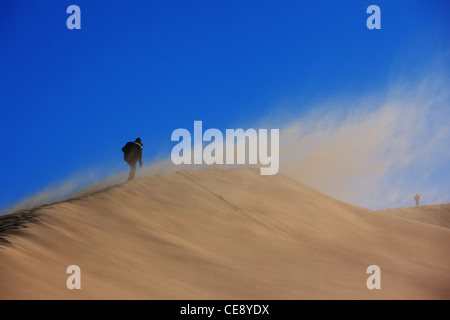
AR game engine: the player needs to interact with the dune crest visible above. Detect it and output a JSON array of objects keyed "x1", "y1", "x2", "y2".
[
  {"x1": 379, "y1": 204, "x2": 450, "y2": 229},
  {"x1": 1, "y1": 168, "x2": 449, "y2": 299}
]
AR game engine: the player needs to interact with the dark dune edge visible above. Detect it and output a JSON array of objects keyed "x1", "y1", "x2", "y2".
[
  {"x1": 0, "y1": 182, "x2": 124, "y2": 245},
  {"x1": 0, "y1": 209, "x2": 41, "y2": 245}
]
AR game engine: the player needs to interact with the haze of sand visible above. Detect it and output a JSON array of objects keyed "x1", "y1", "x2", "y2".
[{"x1": 1, "y1": 168, "x2": 449, "y2": 299}]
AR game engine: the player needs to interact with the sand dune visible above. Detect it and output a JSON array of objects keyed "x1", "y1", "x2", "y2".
[
  {"x1": 1, "y1": 168, "x2": 449, "y2": 299},
  {"x1": 379, "y1": 204, "x2": 450, "y2": 229}
]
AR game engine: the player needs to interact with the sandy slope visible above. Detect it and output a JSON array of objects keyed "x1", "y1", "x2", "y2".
[
  {"x1": 1, "y1": 168, "x2": 449, "y2": 299},
  {"x1": 379, "y1": 204, "x2": 450, "y2": 229}
]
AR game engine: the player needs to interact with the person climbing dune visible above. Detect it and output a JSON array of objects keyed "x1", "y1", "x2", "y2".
[{"x1": 122, "y1": 137, "x2": 143, "y2": 181}]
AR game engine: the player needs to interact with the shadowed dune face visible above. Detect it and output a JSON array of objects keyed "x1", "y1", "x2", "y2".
[{"x1": 0, "y1": 168, "x2": 449, "y2": 299}]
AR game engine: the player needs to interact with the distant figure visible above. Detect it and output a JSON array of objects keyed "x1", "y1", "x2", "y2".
[
  {"x1": 414, "y1": 193, "x2": 420, "y2": 207},
  {"x1": 122, "y1": 138, "x2": 143, "y2": 181}
]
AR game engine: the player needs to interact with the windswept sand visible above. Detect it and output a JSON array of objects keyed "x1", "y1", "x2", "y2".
[{"x1": 1, "y1": 168, "x2": 449, "y2": 299}]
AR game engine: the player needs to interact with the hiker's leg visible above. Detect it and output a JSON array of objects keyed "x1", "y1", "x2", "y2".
[{"x1": 128, "y1": 163, "x2": 136, "y2": 180}]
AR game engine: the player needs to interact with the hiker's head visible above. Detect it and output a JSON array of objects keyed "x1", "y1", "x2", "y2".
[{"x1": 135, "y1": 137, "x2": 142, "y2": 145}]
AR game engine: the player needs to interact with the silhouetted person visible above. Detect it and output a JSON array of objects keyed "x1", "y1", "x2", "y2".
[
  {"x1": 122, "y1": 138, "x2": 143, "y2": 181},
  {"x1": 414, "y1": 193, "x2": 420, "y2": 207}
]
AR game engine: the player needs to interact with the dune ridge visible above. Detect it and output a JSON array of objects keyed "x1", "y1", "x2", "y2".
[
  {"x1": 1, "y1": 168, "x2": 449, "y2": 299},
  {"x1": 379, "y1": 204, "x2": 450, "y2": 229}
]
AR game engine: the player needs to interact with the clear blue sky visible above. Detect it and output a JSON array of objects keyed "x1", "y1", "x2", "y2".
[{"x1": 1, "y1": 0, "x2": 449, "y2": 212}]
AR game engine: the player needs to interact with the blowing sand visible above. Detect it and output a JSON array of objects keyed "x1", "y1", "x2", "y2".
[{"x1": 1, "y1": 168, "x2": 449, "y2": 299}]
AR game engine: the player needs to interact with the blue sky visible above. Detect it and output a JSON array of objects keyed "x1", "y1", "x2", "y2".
[{"x1": 1, "y1": 0, "x2": 449, "y2": 212}]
